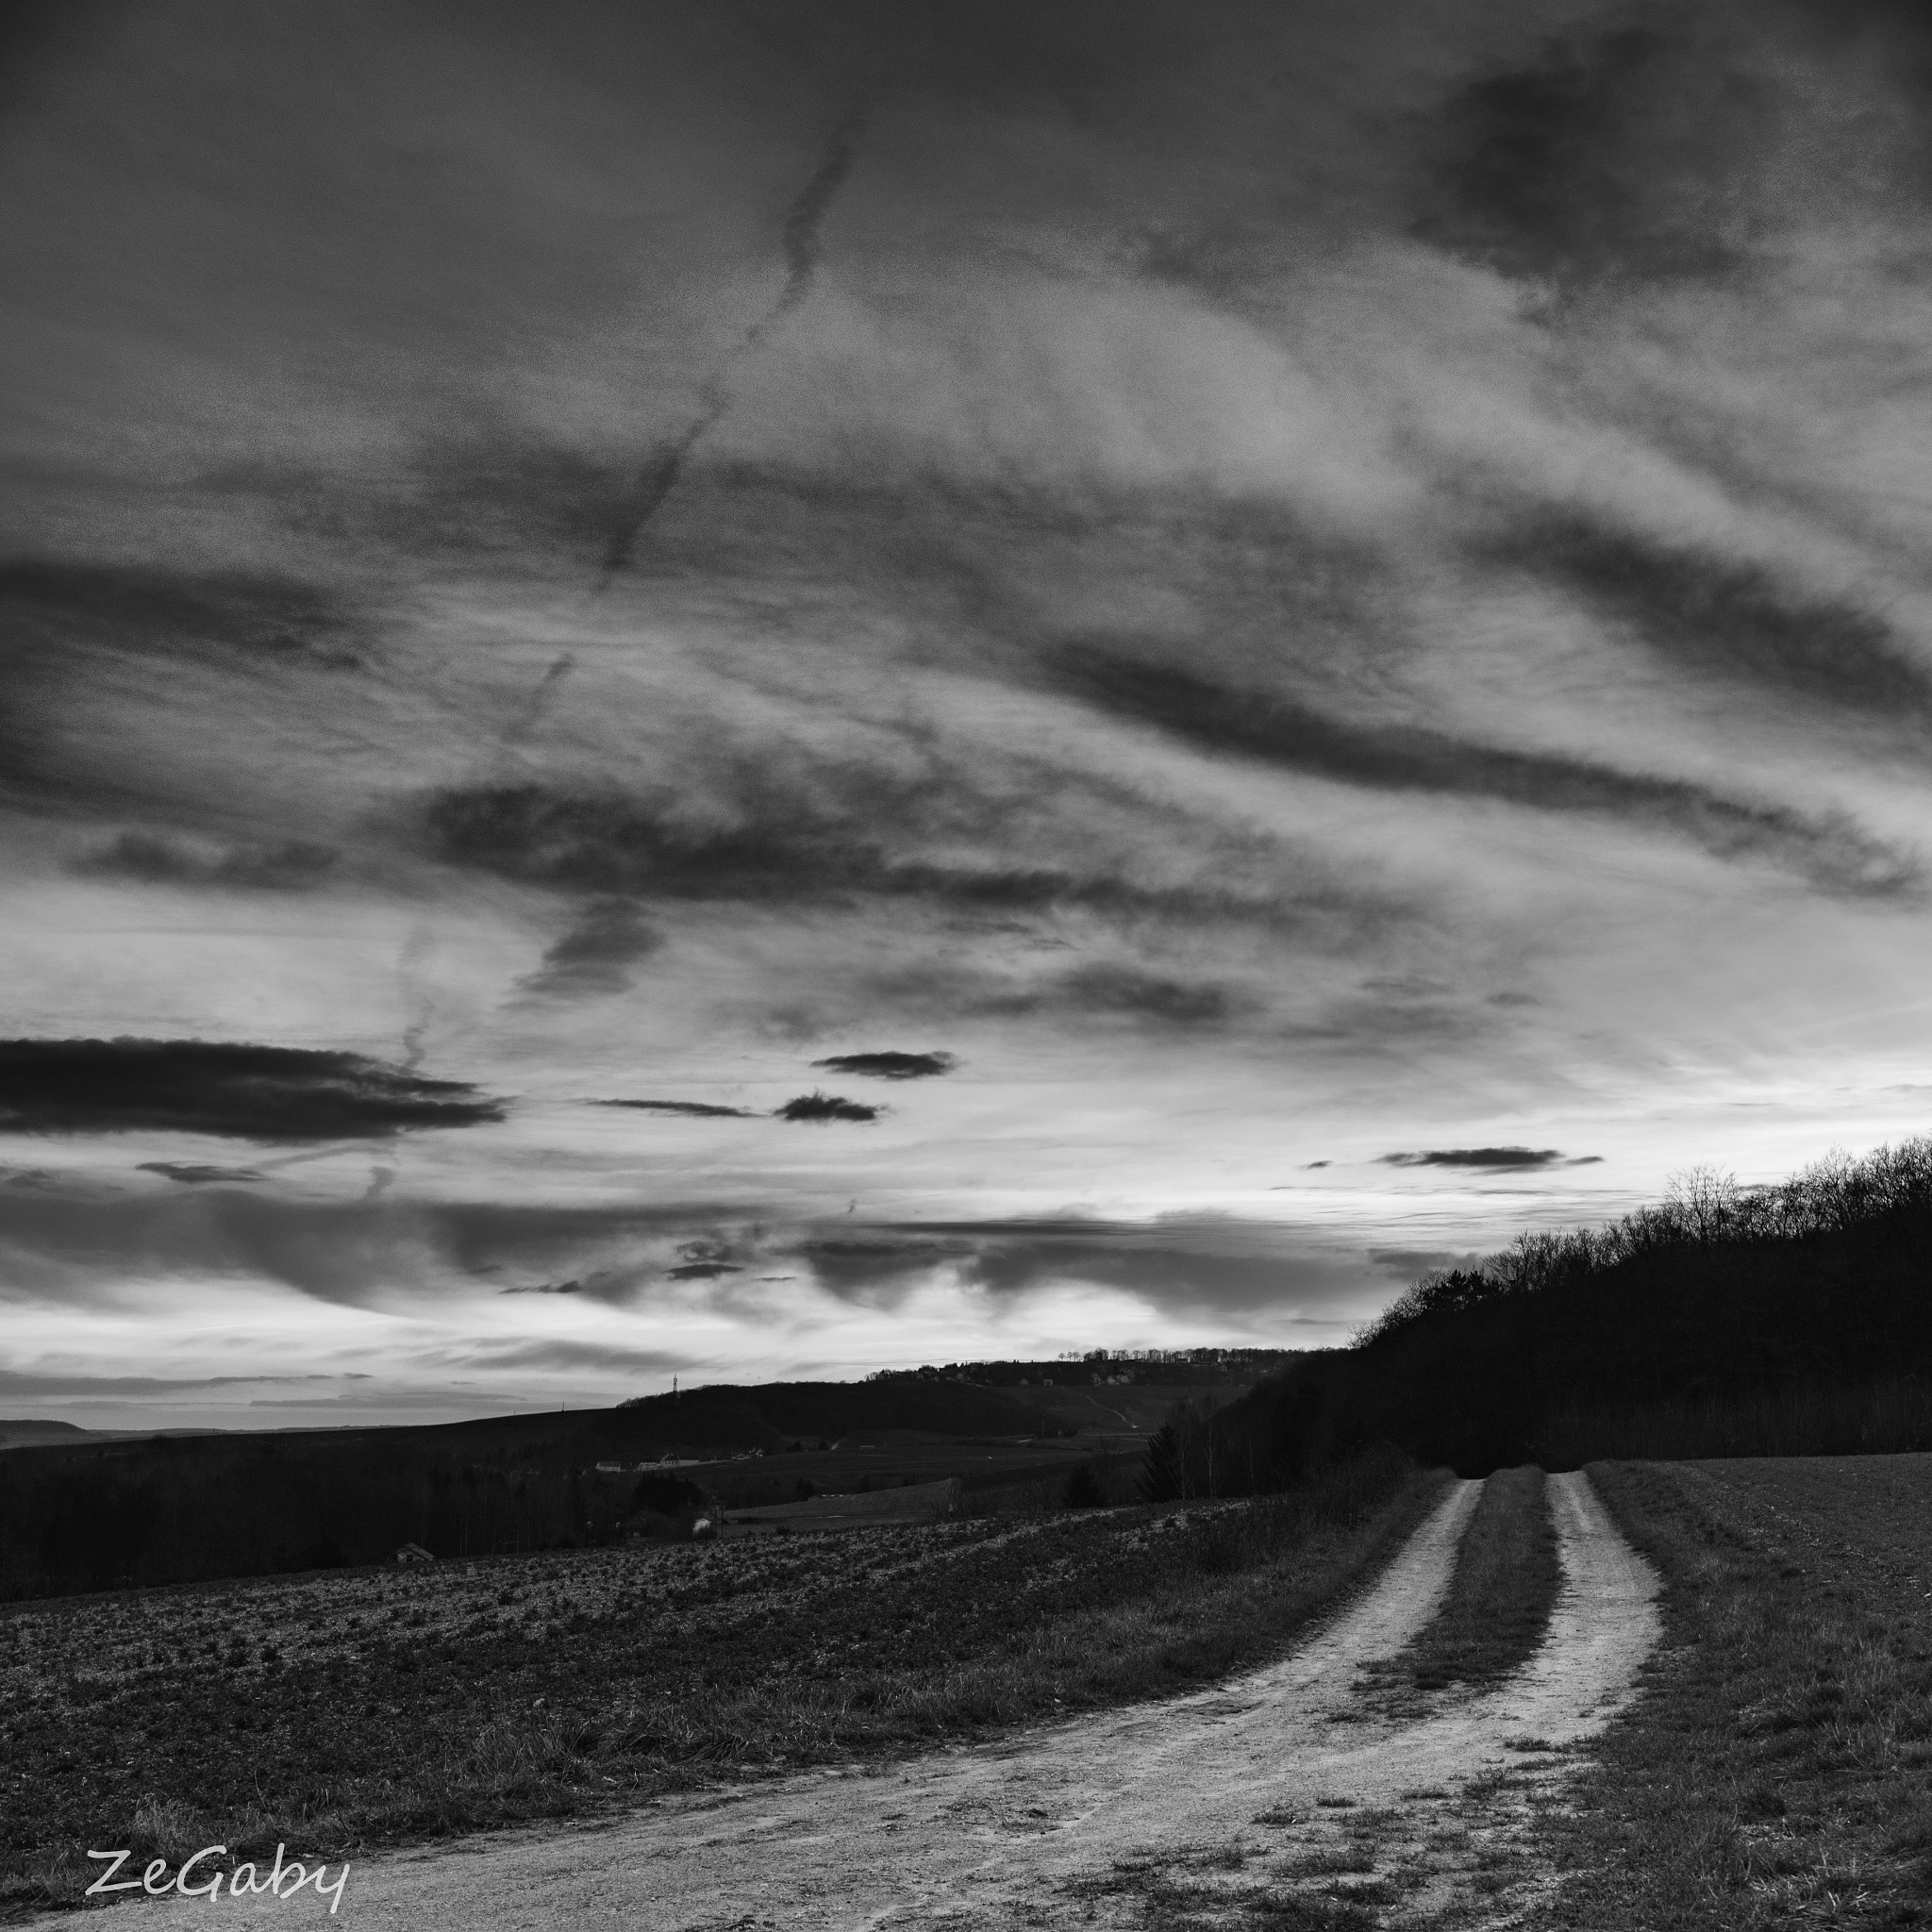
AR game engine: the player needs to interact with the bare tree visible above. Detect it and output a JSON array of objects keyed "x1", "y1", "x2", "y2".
[{"x1": 1664, "y1": 1163, "x2": 1740, "y2": 1241}]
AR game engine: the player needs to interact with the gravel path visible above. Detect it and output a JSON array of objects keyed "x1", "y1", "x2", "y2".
[{"x1": 50, "y1": 1473, "x2": 1658, "y2": 1927}]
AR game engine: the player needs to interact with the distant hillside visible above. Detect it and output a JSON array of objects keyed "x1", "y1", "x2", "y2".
[
  {"x1": 0, "y1": 1371, "x2": 1201, "y2": 1600},
  {"x1": 608, "y1": 1374, "x2": 1128, "y2": 1448},
  {"x1": 0, "y1": 1420, "x2": 94, "y2": 1448}
]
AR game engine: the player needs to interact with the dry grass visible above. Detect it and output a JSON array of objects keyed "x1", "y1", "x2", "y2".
[
  {"x1": 1356, "y1": 1464, "x2": 1560, "y2": 1713},
  {"x1": 1072, "y1": 1857, "x2": 1392, "y2": 1931},
  {"x1": 1537, "y1": 1455, "x2": 1932, "y2": 1930}
]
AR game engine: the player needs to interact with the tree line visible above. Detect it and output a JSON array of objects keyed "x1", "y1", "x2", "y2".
[
  {"x1": 1141, "y1": 1139, "x2": 1932, "y2": 1496},
  {"x1": 0, "y1": 1433, "x2": 644, "y2": 1600}
]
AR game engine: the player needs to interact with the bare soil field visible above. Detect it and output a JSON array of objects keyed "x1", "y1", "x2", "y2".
[
  {"x1": 0, "y1": 1450, "x2": 1436, "y2": 1917},
  {"x1": 10, "y1": 1471, "x2": 1661, "y2": 1928}
]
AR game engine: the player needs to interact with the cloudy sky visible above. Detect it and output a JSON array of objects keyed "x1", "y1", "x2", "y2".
[{"x1": 6, "y1": 0, "x2": 1932, "y2": 1429}]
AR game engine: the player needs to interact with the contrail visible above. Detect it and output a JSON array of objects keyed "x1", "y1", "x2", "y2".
[
  {"x1": 396, "y1": 925, "x2": 437, "y2": 1070},
  {"x1": 597, "y1": 390, "x2": 729, "y2": 578},
  {"x1": 764, "y1": 98, "x2": 866, "y2": 335},
  {"x1": 501, "y1": 650, "x2": 576, "y2": 749},
  {"x1": 599, "y1": 100, "x2": 865, "y2": 582}
]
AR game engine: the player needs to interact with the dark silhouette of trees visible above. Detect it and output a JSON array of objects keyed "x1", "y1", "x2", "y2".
[
  {"x1": 1061, "y1": 1461, "x2": 1108, "y2": 1508},
  {"x1": 1141, "y1": 1139, "x2": 1932, "y2": 1491}
]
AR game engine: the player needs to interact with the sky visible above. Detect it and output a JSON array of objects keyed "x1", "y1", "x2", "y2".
[{"x1": 6, "y1": 0, "x2": 1932, "y2": 1430}]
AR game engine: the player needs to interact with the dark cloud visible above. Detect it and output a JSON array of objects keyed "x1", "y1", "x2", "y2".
[
  {"x1": 1778, "y1": 0, "x2": 1932, "y2": 49},
  {"x1": 0, "y1": 1174, "x2": 1370, "y2": 1326},
  {"x1": 668, "y1": 1235, "x2": 746, "y2": 1280},
  {"x1": 458, "y1": 1338, "x2": 691, "y2": 1377},
  {"x1": 75, "y1": 830, "x2": 338, "y2": 891},
  {"x1": 929, "y1": 962, "x2": 1249, "y2": 1028},
  {"x1": 775, "y1": 1091, "x2": 880, "y2": 1123},
  {"x1": 1279, "y1": 991, "x2": 1490, "y2": 1056},
  {"x1": 796, "y1": 1236, "x2": 953, "y2": 1291},
  {"x1": 1494, "y1": 516, "x2": 1932, "y2": 721},
  {"x1": 1413, "y1": 25, "x2": 1760, "y2": 289},
  {"x1": 1057, "y1": 648, "x2": 1917, "y2": 898},
  {"x1": 1367, "y1": 1246, "x2": 1489, "y2": 1279},
  {"x1": 0, "y1": 559, "x2": 371, "y2": 822},
  {"x1": 0, "y1": 1370, "x2": 335, "y2": 1399},
  {"x1": 1412, "y1": 8, "x2": 1932, "y2": 291},
  {"x1": 593, "y1": 1098, "x2": 760, "y2": 1119},
  {"x1": 847, "y1": 955, "x2": 1263, "y2": 1041},
  {"x1": 294, "y1": 439, "x2": 638, "y2": 568},
  {"x1": 421, "y1": 1200, "x2": 758, "y2": 1281},
  {"x1": 1056, "y1": 964, "x2": 1240, "y2": 1026},
  {"x1": 811, "y1": 1051, "x2": 958, "y2": 1079},
  {"x1": 3, "y1": 1167, "x2": 66, "y2": 1191},
  {"x1": 0, "y1": 1039, "x2": 505, "y2": 1141},
  {"x1": 515, "y1": 899, "x2": 662, "y2": 1000},
  {"x1": 418, "y1": 777, "x2": 948, "y2": 903},
  {"x1": 0, "y1": 1, "x2": 87, "y2": 112},
  {"x1": 138, "y1": 1161, "x2": 265, "y2": 1185},
  {"x1": 800, "y1": 1212, "x2": 1370, "y2": 1317},
  {"x1": 1380, "y1": 1147, "x2": 1567, "y2": 1171},
  {"x1": 415, "y1": 776, "x2": 1356, "y2": 931},
  {"x1": 743, "y1": 0, "x2": 1216, "y2": 115},
  {"x1": 0, "y1": 1189, "x2": 752, "y2": 1306},
  {"x1": 0, "y1": 558, "x2": 364, "y2": 672}
]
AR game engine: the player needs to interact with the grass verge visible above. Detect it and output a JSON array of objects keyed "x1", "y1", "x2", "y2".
[
  {"x1": 1357, "y1": 1464, "x2": 1560, "y2": 1710},
  {"x1": 1538, "y1": 1455, "x2": 1932, "y2": 1929},
  {"x1": 0, "y1": 1447, "x2": 1445, "y2": 1918}
]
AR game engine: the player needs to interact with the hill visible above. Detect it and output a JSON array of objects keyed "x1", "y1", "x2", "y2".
[
  {"x1": 0, "y1": 1420, "x2": 95, "y2": 1449},
  {"x1": 0, "y1": 1371, "x2": 1212, "y2": 1600},
  {"x1": 608, "y1": 1375, "x2": 1048, "y2": 1451},
  {"x1": 1143, "y1": 1139, "x2": 1932, "y2": 1495},
  {"x1": 0, "y1": 1420, "x2": 227, "y2": 1448}
]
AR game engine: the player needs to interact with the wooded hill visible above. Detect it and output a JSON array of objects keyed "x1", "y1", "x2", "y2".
[
  {"x1": 1145, "y1": 1140, "x2": 1932, "y2": 1495},
  {"x1": 610, "y1": 1374, "x2": 1064, "y2": 1448}
]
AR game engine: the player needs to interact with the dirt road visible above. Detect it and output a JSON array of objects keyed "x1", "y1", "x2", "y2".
[{"x1": 59, "y1": 1473, "x2": 1658, "y2": 1927}]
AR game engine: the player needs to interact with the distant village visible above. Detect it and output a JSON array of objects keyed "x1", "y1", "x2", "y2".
[{"x1": 868, "y1": 1347, "x2": 1303, "y2": 1390}]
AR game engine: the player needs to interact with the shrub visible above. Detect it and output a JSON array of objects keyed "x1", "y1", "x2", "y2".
[
  {"x1": 630, "y1": 1473, "x2": 705, "y2": 1517},
  {"x1": 1061, "y1": 1463, "x2": 1108, "y2": 1509}
]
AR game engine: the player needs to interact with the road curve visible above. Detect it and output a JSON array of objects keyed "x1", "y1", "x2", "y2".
[{"x1": 52, "y1": 1473, "x2": 1658, "y2": 1928}]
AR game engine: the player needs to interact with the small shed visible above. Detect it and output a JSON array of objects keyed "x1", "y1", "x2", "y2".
[{"x1": 394, "y1": 1541, "x2": 437, "y2": 1564}]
